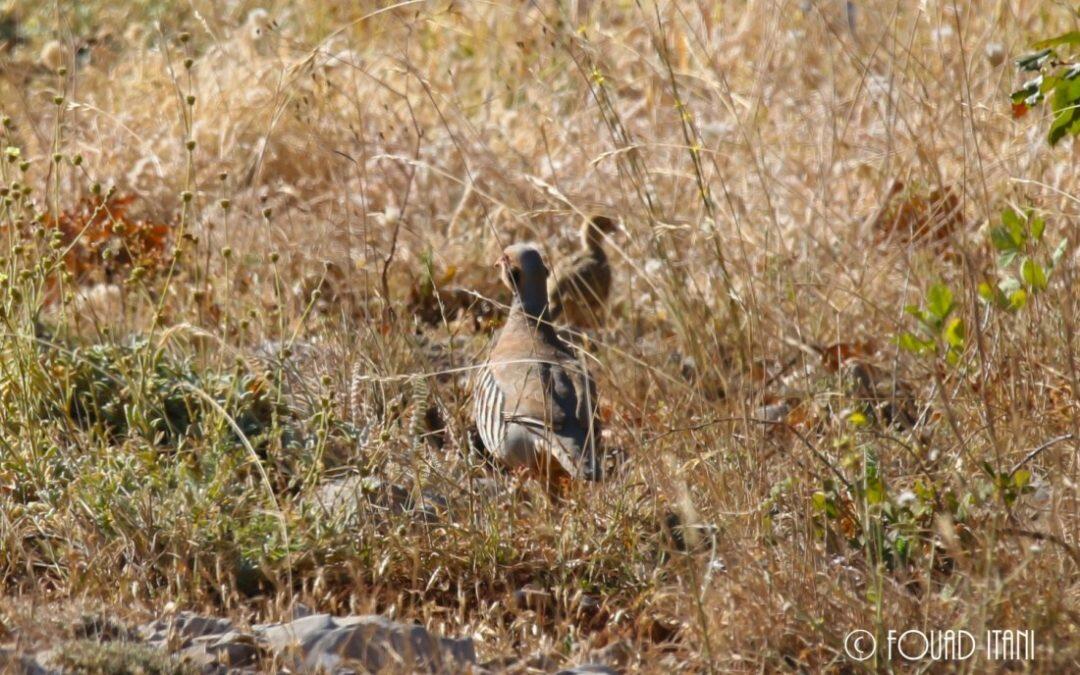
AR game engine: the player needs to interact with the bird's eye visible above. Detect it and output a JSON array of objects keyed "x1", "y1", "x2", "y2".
[{"x1": 509, "y1": 268, "x2": 521, "y2": 286}]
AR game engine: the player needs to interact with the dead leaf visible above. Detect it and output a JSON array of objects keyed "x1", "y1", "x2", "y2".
[{"x1": 871, "y1": 181, "x2": 964, "y2": 245}]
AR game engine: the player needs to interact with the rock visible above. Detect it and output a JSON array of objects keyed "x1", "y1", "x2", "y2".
[
  {"x1": 556, "y1": 666, "x2": 619, "y2": 675},
  {"x1": 756, "y1": 401, "x2": 791, "y2": 423},
  {"x1": 8, "y1": 610, "x2": 483, "y2": 675},
  {"x1": 259, "y1": 613, "x2": 337, "y2": 654},
  {"x1": 71, "y1": 614, "x2": 133, "y2": 642},
  {"x1": 140, "y1": 611, "x2": 234, "y2": 647},
  {"x1": 511, "y1": 585, "x2": 552, "y2": 613},
  {"x1": 480, "y1": 650, "x2": 555, "y2": 673},
  {"x1": 178, "y1": 642, "x2": 219, "y2": 669},
  {"x1": 310, "y1": 475, "x2": 442, "y2": 524},
  {"x1": 588, "y1": 639, "x2": 634, "y2": 668},
  {"x1": 298, "y1": 615, "x2": 476, "y2": 673},
  {"x1": 192, "y1": 631, "x2": 260, "y2": 667}
]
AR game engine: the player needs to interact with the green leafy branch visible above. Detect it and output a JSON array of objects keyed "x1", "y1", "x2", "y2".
[
  {"x1": 979, "y1": 206, "x2": 1067, "y2": 311},
  {"x1": 898, "y1": 282, "x2": 965, "y2": 365},
  {"x1": 1011, "y1": 32, "x2": 1080, "y2": 146}
]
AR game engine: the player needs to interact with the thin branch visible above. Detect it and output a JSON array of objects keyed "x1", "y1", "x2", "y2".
[{"x1": 1009, "y1": 433, "x2": 1076, "y2": 477}]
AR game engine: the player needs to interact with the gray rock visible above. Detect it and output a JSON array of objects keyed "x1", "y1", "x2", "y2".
[
  {"x1": 140, "y1": 612, "x2": 234, "y2": 646},
  {"x1": 258, "y1": 613, "x2": 336, "y2": 654},
  {"x1": 300, "y1": 615, "x2": 475, "y2": 673},
  {"x1": 192, "y1": 631, "x2": 260, "y2": 667},
  {"x1": 588, "y1": 639, "x2": 634, "y2": 668},
  {"x1": 311, "y1": 475, "x2": 442, "y2": 523}
]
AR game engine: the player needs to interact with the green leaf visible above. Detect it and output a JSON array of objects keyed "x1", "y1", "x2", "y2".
[
  {"x1": 894, "y1": 535, "x2": 910, "y2": 562},
  {"x1": 979, "y1": 282, "x2": 1011, "y2": 310},
  {"x1": 1048, "y1": 108, "x2": 1076, "y2": 146},
  {"x1": 997, "y1": 250, "x2": 1019, "y2": 269},
  {"x1": 1009, "y1": 287, "x2": 1028, "y2": 310},
  {"x1": 1048, "y1": 79, "x2": 1080, "y2": 146},
  {"x1": 847, "y1": 410, "x2": 869, "y2": 427},
  {"x1": 944, "y1": 317, "x2": 965, "y2": 348},
  {"x1": 1015, "y1": 48, "x2": 1054, "y2": 71},
  {"x1": 1003, "y1": 207, "x2": 1028, "y2": 246},
  {"x1": 897, "y1": 332, "x2": 934, "y2": 355},
  {"x1": 905, "y1": 305, "x2": 935, "y2": 330},
  {"x1": 1011, "y1": 80, "x2": 1043, "y2": 106},
  {"x1": 1032, "y1": 31, "x2": 1080, "y2": 50},
  {"x1": 1013, "y1": 469, "x2": 1032, "y2": 489},
  {"x1": 1001, "y1": 206, "x2": 1024, "y2": 230},
  {"x1": 1030, "y1": 215, "x2": 1046, "y2": 241},
  {"x1": 978, "y1": 281, "x2": 1007, "y2": 309},
  {"x1": 1052, "y1": 77, "x2": 1080, "y2": 113},
  {"x1": 990, "y1": 226, "x2": 1018, "y2": 252},
  {"x1": 1021, "y1": 257, "x2": 1048, "y2": 291},
  {"x1": 926, "y1": 283, "x2": 954, "y2": 321},
  {"x1": 812, "y1": 491, "x2": 838, "y2": 518},
  {"x1": 866, "y1": 476, "x2": 886, "y2": 505}
]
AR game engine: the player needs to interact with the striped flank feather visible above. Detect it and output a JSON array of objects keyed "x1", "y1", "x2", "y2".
[{"x1": 473, "y1": 367, "x2": 505, "y2": 457}]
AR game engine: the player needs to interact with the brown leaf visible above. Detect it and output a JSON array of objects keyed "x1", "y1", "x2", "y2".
[
  {"x1": 818, "y1": 340, "x2": 877, "y2": 372},
  {"x1": 871, "y1": 183, "x2": 964, "y2": 245}
]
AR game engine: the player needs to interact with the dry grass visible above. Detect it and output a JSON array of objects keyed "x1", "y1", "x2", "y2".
[{"x1": 0, "y1": 0, "x2": 1078, "y2": 671}]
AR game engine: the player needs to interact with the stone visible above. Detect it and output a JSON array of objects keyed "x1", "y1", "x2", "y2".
[
  {"x1": 300, "y1": 615, "x2": 476, "y2": 673},
  {"x1": 588, "y1": 639, "x2": 634, "y2": 668},
  {"x1": 311, "y1": 475, "x2": 443, "y2": 524},
  {"x1": 140, "y1": 611, "x2": 234, "y2": 647},
  {"x1": 258, "y1": 613, "x2": 336, "y2": 655},
  {"x1": 194, "y1": 631, "x2": 260, "y2": 667}
]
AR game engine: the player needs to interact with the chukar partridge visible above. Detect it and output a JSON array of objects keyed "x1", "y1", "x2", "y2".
[
  {"x1": 474, "y1": 244, "x2": 602, "y2": 482},
  {"x1": 548, "y1": 215, "x2": 618, "y2": 327}
]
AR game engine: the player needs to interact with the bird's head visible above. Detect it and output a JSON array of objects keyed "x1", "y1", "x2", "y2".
[
  {"x1": 496, "y1": 243, "x2": 549, "y2": 315},
  {"x1": 581, "y1": 215, "x2": 618, "y2": 249}
]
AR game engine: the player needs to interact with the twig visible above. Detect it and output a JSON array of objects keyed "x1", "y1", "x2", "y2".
[
  {"x1": 1009, "y1": 433, "x2": 1075, "y2": 477},
  {"x1": 1000, "y1": 527, "x2": 1080, "y2": 567}
]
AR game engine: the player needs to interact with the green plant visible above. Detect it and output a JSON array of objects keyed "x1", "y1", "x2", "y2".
[
  {"x1": 979, "y1": 206, "x2": 1068, "y2": 311},
  {"x1": 1012, "y1": 32, "x2": 1080, "y2": 145},
  {"x1": 52, "y1": 640, "x2": 196, "y2": 675},
  {"x1": 898, "y1": 282, "x2": 965, "y2": 365}
]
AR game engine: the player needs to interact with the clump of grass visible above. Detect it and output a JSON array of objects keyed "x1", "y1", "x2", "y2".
[
  {"x1": 47, "y1": 339, "x2": 282, "y2": 445},
  {"x1": 50, "y1": 640, "x2": 196, "y2": 675}
]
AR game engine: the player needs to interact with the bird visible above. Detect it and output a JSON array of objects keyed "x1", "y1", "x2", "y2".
[
  {"x1": 473, "y1": 243, "x2": 603, "y2": 483},
  {"x1": 548, "y1": 215, "x2": 618, "y2": 328}
]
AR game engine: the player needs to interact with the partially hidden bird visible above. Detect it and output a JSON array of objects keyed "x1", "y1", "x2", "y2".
[
  {"x1": 473, "y1": 243, "x2": 603, "y2": 483},
  {"x1": 548, "y1": 215, "x2": 618, "y2": 328}
]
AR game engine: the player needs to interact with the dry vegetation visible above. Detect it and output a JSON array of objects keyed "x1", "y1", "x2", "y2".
[{"x1": 0, "y1": 0, "x2": 1078, "y2": 671}]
